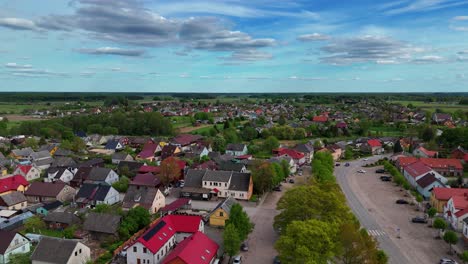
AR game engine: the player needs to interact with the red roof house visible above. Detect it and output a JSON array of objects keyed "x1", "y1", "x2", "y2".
[
  {"x1": 138, "y1": 165, "x2": 161, "y2": 174},
  {"x1": 367, "y1": 139, "x2": 382, "y2": 148},
  {"x1": 420, "y1": 158, "x2": 463, "y2": 177},
  {"x1": 312, "y1": 115, "x2": 328, "y2": 123},
  {"x1": 130, "y1": 173, "x2": 161, "y2": 187},
  {"x1": 163, "y1": 231, "x2": 218, "y2": 264},
  {"x1": 137, "y1": 142, "x2": 158, "y2": 161},
  {"x1": 396, "y1": 156, "x2": 418, "y2": 170},
  {"x1": 404, "y1": 161, "x2": 433, "y2": 179},
  {"x1": 0, "y1": 175, "x2": 29, "y2": 195},
  {"x1": 413, "y1": 146, "x2": 438, "y2": 158},
  {"x1": 273, "y1": 148, "x2": 305, "y2": 165},
  {"x1": 172, "y1": 134, "x2": 203, "y2": 147}
]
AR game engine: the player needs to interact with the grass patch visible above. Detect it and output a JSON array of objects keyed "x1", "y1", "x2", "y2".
[{"x1": 391, "y1": 100, "x2": 468, "y2": 113}]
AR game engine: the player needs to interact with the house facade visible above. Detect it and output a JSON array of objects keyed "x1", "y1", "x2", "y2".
[
  {"x1": 208, "y1": 197, "x2": 236, "y2": 227},
  {"x1": 444, "y1": 196, "x2": 468, "y2": 231},
  {"x1": 0, "y1": 231, "x2": 31, "y2": 264},
  {"x1": 0, "y1": 192, "x2": 27, "y2": 211},
  {"x1": 0, "y1": 175, "x2": 29, "y2": 196},
  {"x1": 225, "y1": 144, "x2": 248, "y2": 156},
  {"x1": 13, "y1": 165, "x2": 41, "y2": 181},
  {"x1": 24, "y1": 182, "x2": 75, "y2": 203},
  {"x1": 31, "y1": 237, "x2": 90, "y2": 264}
]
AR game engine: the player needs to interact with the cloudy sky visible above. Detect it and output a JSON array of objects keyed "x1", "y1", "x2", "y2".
[{"x1": 0, "y1": 0, "x2": 467, "y2": 92}]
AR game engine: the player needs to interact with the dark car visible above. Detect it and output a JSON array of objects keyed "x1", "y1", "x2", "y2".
[
  {"x1": 289, "y1": 179, "x2": 295, "y2": 184},
  {"x1": 396, "y1": 199, "x2": 409, "y2": 204},
  {"x1": 412, "y1": 216, "x2": 428, "y2": 224},
  {"x1": 345, "y1": 163, "x2": 350, "y2": 167},
  {"x1": 335, "y1": 163, "x2": 341, "y2": 166},
  {"x1": 273, "y1": 186, "x2": 282, "y2": 192},
  {"x1": 375, "y1": 169, "x2": 385, "y2": 173},
  {"x1": 273, "y1": 256, "x2": 281, "y2": 264},
  {"x1": 380, "y1": 176, "x2": 391, "y2": 181},
  {"x1": 241, "y1": 242, "x2": 249, "y2": 252}
]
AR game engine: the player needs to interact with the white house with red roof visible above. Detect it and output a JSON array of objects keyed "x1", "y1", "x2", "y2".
[
  {"x1": 420, "y1": 158, "x2": 463, "y2": 177},
  {"x1": 273, "y1": 148, "x2": 305, "y2": 166},
  {"x1": 362, "y1": 139, "x2": 384, "y2": 155},
  {"x1": 13, "y1": 165, "x2": 41, "y2": 181},
  {"x1": 162, "y1": 231, "x2": 218, "y2": 264},
  {"x1": 431, "y1": 188, "x2": 468, "y2": 213},
  {"x1": 413, "y1": 146, "x2": 438, "y2": 158},
  {"x1": 444, "y1": 194, "x2": 468, "y2": 231},
  {"x1": 403, "y1": 161, "x2": 447, "y2": 196},
  {"x1": 127, "y1": 215, "x2": 205, "y2": 264}
]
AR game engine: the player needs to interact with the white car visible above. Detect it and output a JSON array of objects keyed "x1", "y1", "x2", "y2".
[
  {"x1": 363, "y1": 158, "x2": 369, "y2": 161},
  {"x1": 357, "y1": 169, "x2": 366, "y2": 173},
  {"x1": 440, "y1": 258, "x2": 458, "y2": 264},
  {"x1": 233, "y1": 255, "x2": 242, "y2": 264}
]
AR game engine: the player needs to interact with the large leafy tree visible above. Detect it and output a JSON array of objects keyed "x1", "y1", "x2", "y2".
[
  {"x1": 226, "y1": 203, "x2": 254, "y2": 242},
  {"x1": 338, "y1": 223, "x2": 381, "y2": 264},
  {"x1": 223, "y1": 224, "x2": 241, "y2": 262},
  {"x1": 443, "y1": 231, "x2": 458, "y2": 254},
  {"x1": 275, "y1": 219, "x2": 338, "y2": 264},
  {"x1": 262, "y1": 136, "x2": 279, "y2": 153},
  {"x1": 160, "y1": 157, "x2": 181, "y2": 185},
  {"x1": 251, "y1": 161, "x2": 275, "y2": 194}
]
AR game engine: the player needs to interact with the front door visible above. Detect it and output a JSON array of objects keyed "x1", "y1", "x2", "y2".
[{"x1": 137, "y1": 259, "x2": 141, "y2": 264}]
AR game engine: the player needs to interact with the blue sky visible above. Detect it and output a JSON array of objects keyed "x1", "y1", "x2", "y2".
[{"x1": 0, "y1": 0, "x2": 467, "y2": 92}]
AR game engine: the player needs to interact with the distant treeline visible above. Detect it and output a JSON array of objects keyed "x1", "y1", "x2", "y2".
[
  {"x1": 0, "y1": 93, "x2": 146, "y2": 102},
  {"x1": 9, "y1": 111, "x2": 174, "y2": 139}
]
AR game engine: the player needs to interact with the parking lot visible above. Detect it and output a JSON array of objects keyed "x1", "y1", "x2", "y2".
[{"x1": 346, "y1": 163, "x2": 460, "y2": 263}]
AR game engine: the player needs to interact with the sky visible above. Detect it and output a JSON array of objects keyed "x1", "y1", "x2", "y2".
[{"x1": 0, "y1": 0, "x2": 467, "y2": 93}]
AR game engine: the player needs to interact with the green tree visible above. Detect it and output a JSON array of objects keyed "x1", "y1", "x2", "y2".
[
  {"x1": 344, "y1": 146, "x2": 354, "y2": 160},
  {"x1": 226, "y1": 203, "x2": 254, "y2": 242},
  {"x1": 393, "y1": 140, "x2": 403, "y2": 153},
  {"x1": 338, "y1": 223, "x2": 382, "y2": 264},
  {"x1": 461, "y1": 251, "x2": 468, "y2": 264},
  {"x1": 427, "y1": 207, "x2": 437, "y2": 226},
  {"x1": 251, "y1": 161, "x2": 275, "y2": 194},
  {"x1": 433, "y1": 218, "x2": 447, "y2": 238},
  {"x1": 24, "y1": 138, "x2": 38, "y2": 150},
  {"x1": 443, "y1": 230, "x2": 458, "y2": 254},
  {"x1": 280, "y1": 159, "x2": 291, "y2": 178},
  {"x1": 275, "y1": 219, "x2": 338, "y2": 264},
  {"x1": 223, "y1": 224, "x2": 241, "y2": 262},
  {"x1": 119, "y1": 206, "x2": 151, "y2": 240},
  {"x1": 241, "y1": 126, "x2": 258, "y2": 141},
  {"x1": 24, "y1": 215, "x2": 46, "y2": 232},
  {"x1": 63, "y1": 225, "x2": 78, "y2": 239},
  {"x1": 212, "y1": 135, "x2": 226, "y2": 153},
  {"x1": 8, "y1": 252, "x2": 32, "y2": 264},
  {"x1": 278, "y1": 115, "x2": 287, "y2": 126},
  {"x1": 263, "y1": 136, "x2": 279, "y2": 153},
  {"x1": 420, "y1": 126, "x2": 435, "y2": 142},
  {"x1": 223, "y1": 128, "x2": 240, "y2": 144},
  {"x1": 376, "y1": 250, "x2": 389, "y2": 264},
  {"x1": 112, "y1": 176, "x2": 130, "y2": 192},
  {"x1": 93, "y1": 204, "x2": 112, "y2": 213}
]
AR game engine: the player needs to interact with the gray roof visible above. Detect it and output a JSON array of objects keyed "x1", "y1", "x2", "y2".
[
  {"x1": 83, "y1": 212, "x2": 121, "y2": 234},
  {"x1": 228, "y1": 172, "x2": 251, "y2": 192},
  {"x1": 87, "y1": 167, "x2": 112, "y2": 181},
  {"x1": 112, "y1": 152, "x2": 132, "y2": 160},
  {"x1": 12, "y1": 147, "x2": 33, "y2": 157},
  {"x1": 210, "y1": 197, "x2": 236, "y2": 216},
  {"x1": 184, "y1": 169, "x2": 207, "y2": 188},
  {"x1": 218, "y1": 161, "x2": 245, "y2": 172},
  {"x1": 51, "y1": 157, "x2": 76, "y2": 168},
  {"x1": 34, "y1": 157, "x2": 54, "y2": 167},
  {"x1": 31, "y1": 237, "x2": 81, "y2": 263},
  {"x1": 203, "y1": 170, "x2": 232, "y2": 183},
  {"x1": 226, "y1": 143, "x2": 246, "y2": 152},
  {"x1": 44, "y1": 212, "x2": 81, "y2": 225},
  {"x1": 54, "y1": 148, "x2": 72, "y2": 157},
  {"x1": 30, "y1": 150, "x2": 52, "y2": 160},
  {"x1": 123, "y1": 185, "x2": 158, "y2": 210},
  {"x1": 0, "y1": 191, "x2": 26, "y2": 206}
]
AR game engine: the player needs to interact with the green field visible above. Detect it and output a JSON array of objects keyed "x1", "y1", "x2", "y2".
[{"x1": 391, "y1": 100, "x2": 467, "y2": 113}]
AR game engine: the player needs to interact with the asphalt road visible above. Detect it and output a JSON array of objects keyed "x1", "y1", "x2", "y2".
[{"x1": 335, "y1": 156, "x2": 410, "y2": 264}]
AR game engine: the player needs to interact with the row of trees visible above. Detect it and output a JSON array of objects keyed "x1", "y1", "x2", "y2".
[
  {"x1": 274, "y1": 152, "x2": 388, "y2": 264},
  {"x1": 223, "y1": 203, "x2": 254, "y2": 262}
]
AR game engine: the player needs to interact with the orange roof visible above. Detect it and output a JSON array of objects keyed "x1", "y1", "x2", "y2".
[
  {"x1": 312, "y1": 116, "x2": 328, "y2": 122},
  {"x1": 397, "y1": 156, "x2": 418, "y2": 167},
  {"x1": 433, "y1": 187, "x2": 468, "y2": 201},
  {"x1": 416, "y1": 146, "x2": 438, "y2": 157}
]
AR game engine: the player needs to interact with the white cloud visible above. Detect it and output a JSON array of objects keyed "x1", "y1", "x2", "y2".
[
  {"x1": 411, "y1": 55, "x2": 445, "y2": 64},
  {"x1": 297, "y1": 33, "x2": 330, "y2": 41},
  {"x1": 5, "y1": 63, "x2": 32, "y2": 69},
  {"x1": 453, "y1": 16, "x2": 468, "y2": 21},
  {"x1": 381, "y1": 0, "x2": 468, "y2": 15},
  {"x1": 0, "y1": 17, "x2": 37, "y2": 30},
  {"x1": 76, "y1": 47, "x2": 145, "y2": 57}
]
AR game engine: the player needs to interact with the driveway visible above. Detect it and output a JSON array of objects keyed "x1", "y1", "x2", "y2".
[{"x1": 336, "y1": 156, "x2": 458, "y2": 264}]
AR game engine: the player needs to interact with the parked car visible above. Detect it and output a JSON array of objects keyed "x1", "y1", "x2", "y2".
[
  {"x1": 240, "y1": 242, "x2": 249, "y2": 251},
  {"x1": 363, "y1": 158, "x2": 369, "y2": 161},
  {"x1": 289, "y1": 179, "x2": 295, "y2": 184},
  {"x1": 335, "y1": 163, "x2": 340, "y2": 166},
  {"x1": 233, "y1": 255, "x2": 242, "y2": 264},
  {"x1": 273, "y1": 256, "x2": 281, "y2": 264},
  {"x1": 440, "y1": 258, "x2": 458, "y2": 264},
  {"x1": 273, "y1": 186, "x2": 282, "y2": 192},
  {"x1": 375, "y1": 169, "x2": 385, "y2": 173},
  {"x1": 396, "y1": 199, "x2": 409, "y2": 204},
  {"x1": 411, "y1": 216, "x2": 428, "y2": 223},
  {"x1": 380, "y1": 176, "x2": 391, "y2": 181},
  {"x1": 357, "y1": 169, "x2": 366, "y2": 173},
  {"x1": 345, "y1": 163, "x2": 350, "y2": 167}
]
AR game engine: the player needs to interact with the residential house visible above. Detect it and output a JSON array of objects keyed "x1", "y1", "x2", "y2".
[
  {"x1": 10, "y1": 148, "x2": 33, "y2": 160},
  {"x1": 444, "y1": 195, "x2": 468, "y2": 231},
  {"x1": 0, "y1": 230, "x2": 31, "y2": 264},
  {"x1": 29, "y1": 151, "x2": 54, "y2": 170},
  {"x1": 433, "y1": 113, "x2": 452, "y2": 124},
  {"x1": 396, "y1": 156, "x2": 419, "y2": 171},
  {"x1": 123, "y1": 173, "x2": 164, "y2": 212},
  {"x1": 13, "y1": 165, "x2": 41, "y2": 181},
  {"x1": 36, "y1": 201, "x2": 63, "y2": 216},
  {"x1": 38, "y1": 144, "x2": 58, "y2": 156},
  {"x1": 225, "y1": 144, "x2": 248, "y2": 156},
  {"x1": 118, "y1": 161, "x2": 144, "y2": 177},
  {"x1": 104, "y1": 140, "x2": 124, "y2": 153},
  {"x1": 69, "y1": 167, "x2": 92, "y2": 188},
  {"x1": 361, "y1": 139, "x2": 384, "y2": 155},
  {"x1": 451, "y1": 146, "x2": 468, "y2": 163},
  {"x1": 162, "y1": 231, "x2": 218, "y2": 264},
  {"x1": 160, "y1": 145, "x2": 181, "y2": 161},
  {"x1": 111, "y1": 152, "x2": 134, "y2": 165},
  {"x1": 53, "y1": 148, "x2": 72, "y2": 157},
  {"x1": 51, "y1": 157, "x2": 77, "y2": 169},
  {"x1": 179, "y1": 170, "x2": 212, "y2": 200},
  {"x1": 413, "y1": 146, "x2": 438, "y2": 158},
  {"x1": 431, "y1": 188, "x2": 468, "y2": 213},
  {"x1": 185, "y1": 145, "x2": 209, "y2": 160},
  {"x1": 84, "y1": 167, "x2": 119, "y2": 185},
  {"x1": 83, "y1": 213, "x2": 121, "y2": 240},
  {"x1": 312, "y1": 115, "x2": 328, "y2": 124},
  {"x1": 0, "y1": 192, "x2": 27, "y2": 211},
  {"x1": 218, "y1": 161, "x2": 247, "y2": 173},
  {"x1": 0, "y1": 175, "x2": 29, "y2": 195},
  {"x1": 78, "y1": 158, "x2": 104, "y2": 168},
  {"x1": 137, "y1": 142, "x2": 160, "y2": 162},
  {"x1": 75, "y1": 183, "x2": 120, "y2": 207},
  {"x1": 31, "y1": 237, "x2": 90, "y2": 264},
  {"x1": 463, "y1": 219, "x2": 468, "y2": 243},
  {"x1": 128, "y1": 137, "x2": 155, "y2": 148},
  {"x1": 126, "y1": 215, "x2": 204, "y2": 264},
  {"x1": 273, "y1": 148, "x2": 306, "y2": 166},
  {"x1": 420, "y1": 158, "x2": 463, "y2": 177},
  {"x1": 402, "y1": 161, "x2": 447, "y2": 190},
  {"x1": 415, "y1": 172, "x2": 447, "y2": 199},
  {"x1": 294, "y1": 143, "x2": 314, "y2": 164},
  {"x1": 46, "y1": 168, "x2": 75, "y2": 183},
  {"x1": 24, "y1": 182, "x2": 75, "y2": 203},
  {"x1": 268, "y1": 156, "x2": 296, "y2": 173},
  {"x1": 44, "y1": 212, "x2": 81, "y2": 230},
  {"x1": 171, "y1": 134, "x2": 203, "y2": 151},
  {"x1": 208, "y1": 197, "x2": 236, "y2": 227}
]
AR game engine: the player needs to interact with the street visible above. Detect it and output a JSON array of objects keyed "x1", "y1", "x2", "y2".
[{"x1": 335, "y1": 156, "x2": 410, "y2": 264}]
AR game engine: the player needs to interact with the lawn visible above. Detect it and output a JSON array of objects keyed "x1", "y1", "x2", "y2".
[
  {"x1": 190, "y1": 124, "x2": 223, "y2": 135},
  {"x1": 0, "y1": 103, "x2": 42, "y2": 114},
  {"x1": 391, "y1": 100, "x2": 468, "y2": 113},
  {"x1": 168, "y1": 116, "x2": 193, "y2": 128},
  {"x1": 369, "y1": 126, "x2": 417, "y2": 137}
]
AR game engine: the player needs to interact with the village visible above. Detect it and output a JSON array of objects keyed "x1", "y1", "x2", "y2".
[{"x1": 0, "y1": 95, "x2": 466, "y2": 264}]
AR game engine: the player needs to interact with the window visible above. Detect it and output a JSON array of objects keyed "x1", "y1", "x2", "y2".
[
  {"x1": 134, "y1": 247, "x2": 137, "y2": 252},
  {"x1": 225, "y1": 183, "x2": 227, "y2": 187},
  {"x1": 79, "y1": 249, "x2": 82, "y2": 254},
  {"x1": 22, "y1": 246, "x2": 25, "y2": 251},
  {"x1": 143, "y1": 248, "x2": 147, "y2": 253},
  {"x1": 210, "y1": 182, "x2": 212, "y2": 186},
  {"x1": 75, "y1": 252, "x2": 77, "y2": 256},
  {"x1": 220, "y1": 212, "x2": 224, "y2": 217}
]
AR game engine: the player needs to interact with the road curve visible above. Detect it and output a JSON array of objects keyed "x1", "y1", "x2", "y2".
[{"x1": 335, "y1": 156, "x2": 409, "y2": 264}]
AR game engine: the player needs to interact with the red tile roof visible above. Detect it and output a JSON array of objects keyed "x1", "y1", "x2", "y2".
[
  {"x1": 138, "y1": 143, "x2": 158, "y2": 159},
  {"x1": 134, "y1": 215, "x2": 202, "y2": 254},
  {"x1": 404, "y1": 161, "x2": 432, "y2": 178},
  {"x1": 416, "y1": 146, "x2": 438, "y2": 157},
  {"x1": 172, "y1": 134, "x2": 203, "y2": 146},
  {"x1": 163, "y1": 231, "x2": 218, "y2": 264},
  {"x1": 17, "y1": 165, "x2": 32, "y2": 174},
  {"x1": 130, "y1": 173, "x2": 161, "y2": 187},
  {"x1": 451, "y1": 195, "x2": 468, "y2": 210},
  {"x1": 397, "y1": 156, "x2": 418, "y2": 167},
  {"x1": 160, "y1": 198, "x2": 191, "y2": 212},
  {"x1": 138, "y1": 165, "x2": 160, "y2": 174},
  {"x1": 274, "y1": 148, "x2": 305, "y2": 160},
  {"x1": 0, "y1": 175, "x2": 29, "y2": 194},
  {"x1": 420, "y1": 158, "x2": 463, "y2": 170},
  {"x1": 312, "y1": 115, "x2": 328, "y2": 122},
  {"x1": 367, "y1": 139, "x2": 382, "y2": 148},
  {"x1": 433, "y1": 187, "x2": 468, "y2": 201}
]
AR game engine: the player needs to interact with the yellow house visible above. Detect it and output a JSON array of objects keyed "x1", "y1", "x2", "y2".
[
  {"x1": 431, "y1": 187, "x2": 468, "y2": 213},
  {"x1": 209, "y1": 197, "x2": 236, "y2": 227},
  {"x1": 0, "y1": 175, "x2": 29, "y2": 196}
]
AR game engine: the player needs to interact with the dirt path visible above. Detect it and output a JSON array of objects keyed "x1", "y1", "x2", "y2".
[{"x1": 177, "y1": 124, "x2": 211, "y2": 133}]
